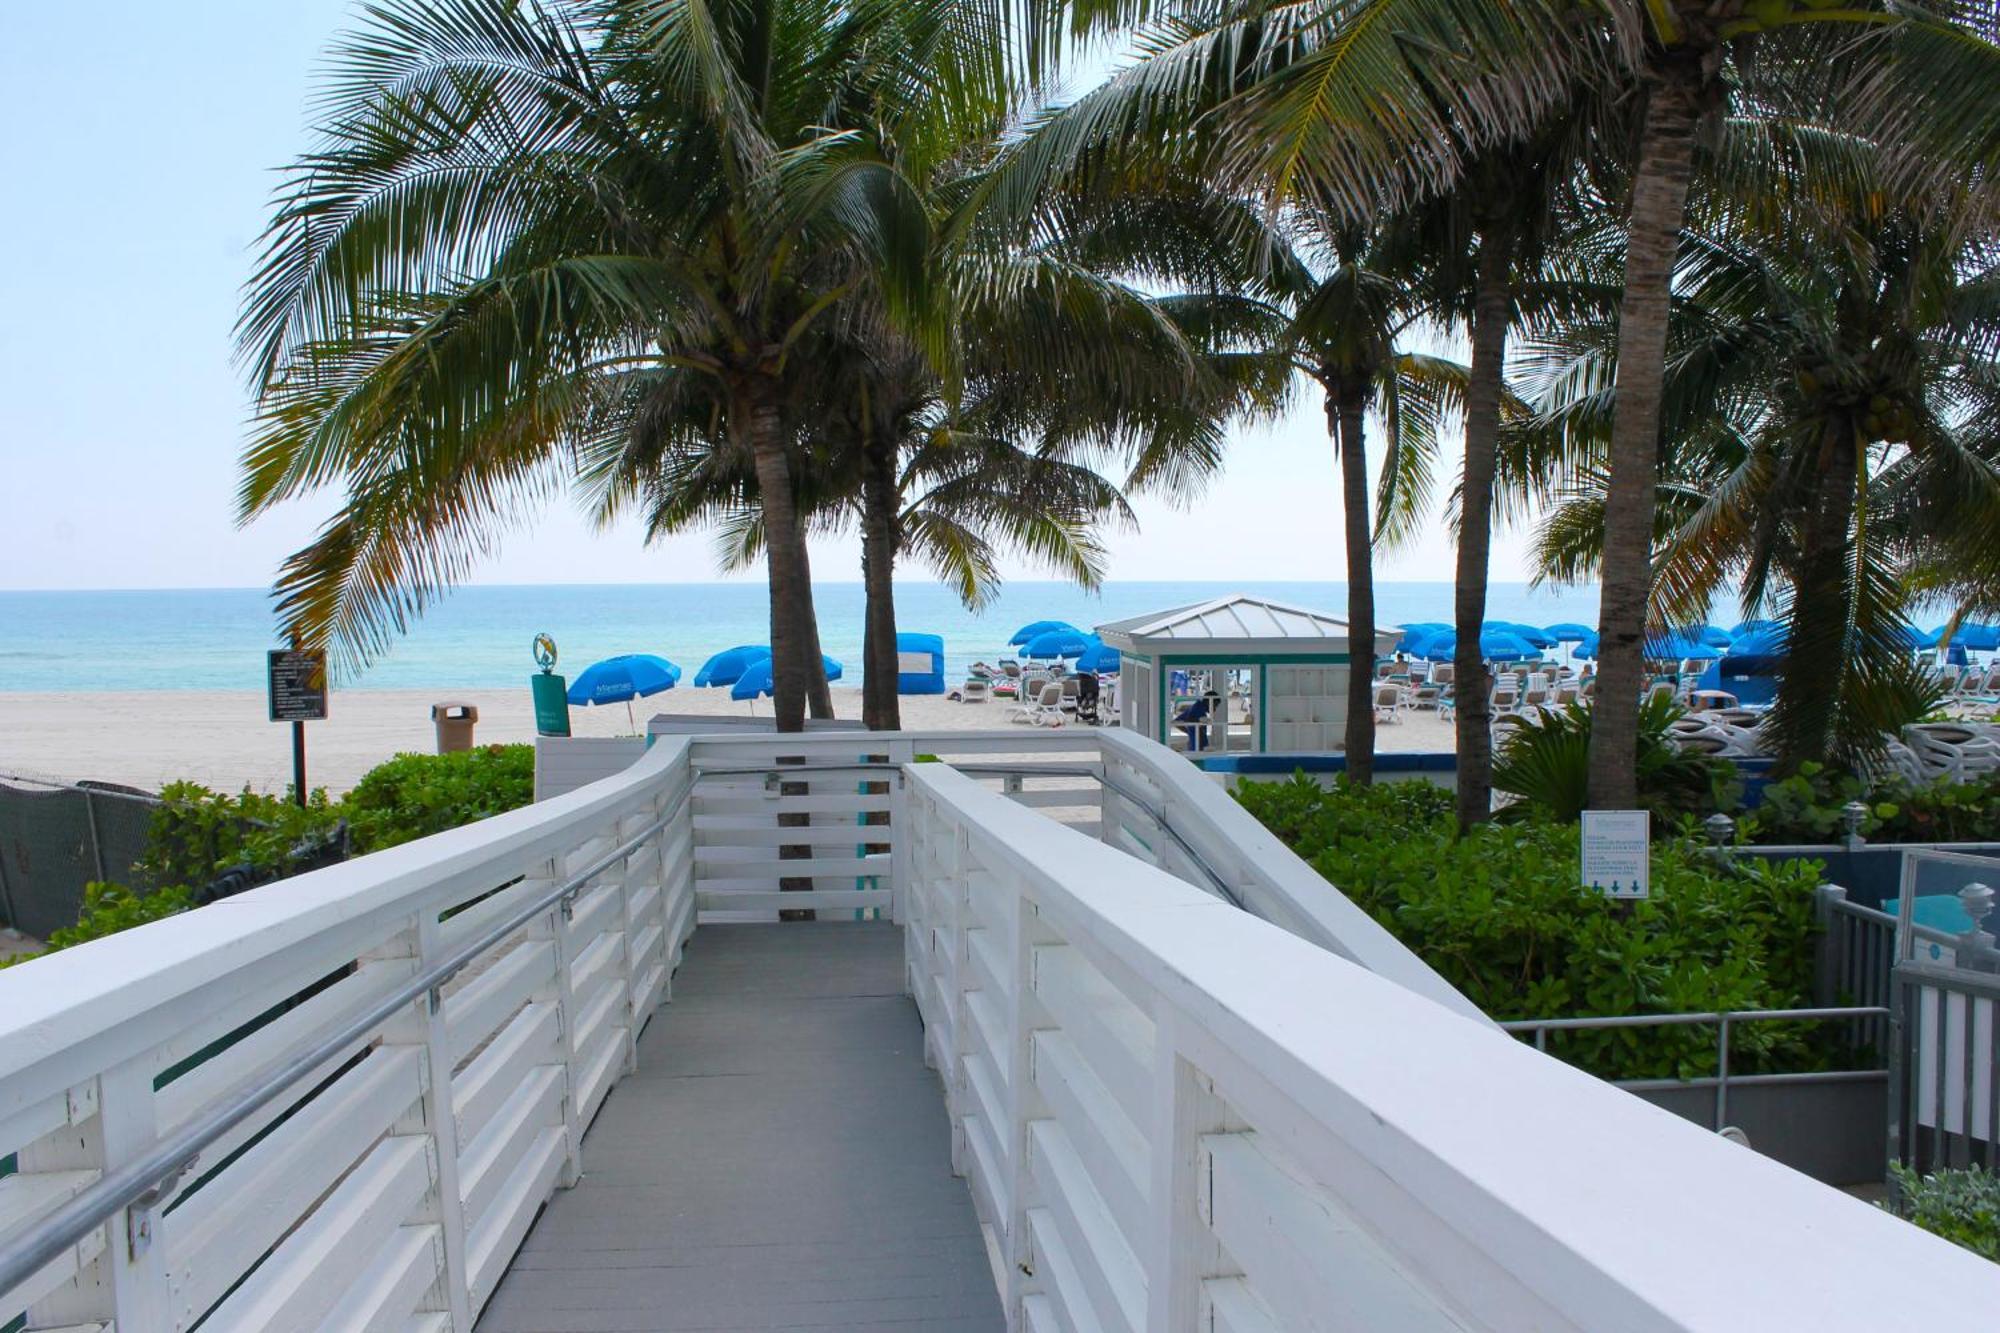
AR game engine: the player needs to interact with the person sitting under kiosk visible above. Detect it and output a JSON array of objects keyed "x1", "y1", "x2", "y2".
[{"x1": 1174, "y1": 689, "x2": 1219, "y2": 751}]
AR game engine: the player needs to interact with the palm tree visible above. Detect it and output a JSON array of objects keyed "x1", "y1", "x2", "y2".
[
  {"x1": 238, "y1": 0, "x2": 1024, "y2": 731},
  {"x1": 1019, "y1": 0, "x2": 2000, "y2": 804},
  {"x1": 1519, "y1": 115, "x2": 2000, "y2": 769}
]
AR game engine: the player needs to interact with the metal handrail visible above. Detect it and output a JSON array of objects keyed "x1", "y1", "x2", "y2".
[
  {"x1": 1501, "y1": 1005, "x2": 1890, "y2": 1131},
  {"x1": 0, "y1": 794, "x2": 686, "y2": 1299}
]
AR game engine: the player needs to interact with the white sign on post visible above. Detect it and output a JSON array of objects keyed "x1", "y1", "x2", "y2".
[{"x1": 1581, "y1": 810, "x2": 1651, "y2": 900}]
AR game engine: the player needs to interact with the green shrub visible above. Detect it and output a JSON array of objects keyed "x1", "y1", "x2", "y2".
[
  {"x1": 1885, "y1": 1164, "x2": 2000, "y2": 1261},
  {"x1": 5, "y1": 745, "x2": 537, "y2": 964},
  {"x1": 1233, "y1": 776, "x2": 1827, "y2": 1081},
  {"x1": 342, "y1": 745, "x2": 535, "y2": 852},
  {"x1": 1493, "y1": 694, "x2": 1738, "y2": 824},
  {"x1": 1746, "y1": 762, "x2": 2000, "y2": 844}
]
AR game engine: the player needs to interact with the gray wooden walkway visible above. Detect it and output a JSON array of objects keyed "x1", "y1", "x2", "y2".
[{"x1": 478, "y1": 923, "x2": 1005, "y2": 1332}]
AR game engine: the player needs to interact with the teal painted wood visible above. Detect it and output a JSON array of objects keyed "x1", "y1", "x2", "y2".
[{"x1": 477, "y1": 923, "x2": 1003, "y2": 1332}]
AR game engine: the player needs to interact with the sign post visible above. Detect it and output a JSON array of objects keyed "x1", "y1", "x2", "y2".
[
  {"x1": 268, "y1": 648, "x2": 328, "y2": 807},
  {"x1": 1581, "y1": 809, "x2": 1651, "y2": 900},
  {"x1": 531, "y1": 633, "x2": 571, "y2": 737}
]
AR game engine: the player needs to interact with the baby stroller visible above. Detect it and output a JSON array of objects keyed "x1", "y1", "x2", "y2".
[{"x1": 1075, "y1": 671, "x2": 1103, "y2": 725}]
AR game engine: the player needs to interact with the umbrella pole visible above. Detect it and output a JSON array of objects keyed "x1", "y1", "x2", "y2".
[{"x1": 626, "y1": 699, "x2": 635, "y2": 729}]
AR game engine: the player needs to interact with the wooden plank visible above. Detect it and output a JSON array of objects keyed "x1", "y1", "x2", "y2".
[
  {"x1": 196, "y1": 1136, "x2": 434, "y2": 1333},
  {"x1": 452, "y1": 1001, "x2": 560, "y2": 1148},
  {"x1": 461, "y1": 1067, "x2": 564, "y2": 1231},
  {"x1": 444, "y1": 939, "x2": 554, "y2": 1066},
  {"x1": 1202, "y1": 1132, "x2": 1466, "y2": 1331},
  {"x1": 465, "y1": 1126, "x2": 566, "y2": 1309},
  {"x1": 1029, "y1": 1120, "x2": 1144, "y2": 1333},
  {"x1": 694, "y1": 889, "x2": 892, "y2": 915},
  {"x1": 166, "y1": 1046, "x2": 426, "y2": 1320},
  {"x1": 691, "y1": 854, "x2": 891, "y2": 879},
  {"x1": 316, "y1": 1223, "x2": 444, "y2": 1333},
  {"x1": 692, "y1": 794, "x2": 893, "y2": 817}
]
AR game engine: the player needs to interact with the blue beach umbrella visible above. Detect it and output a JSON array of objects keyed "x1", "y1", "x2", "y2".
[
  {"x1": 1726, "y1": 627, "x2": 1787, "y2": 657},
  {"x1": 1394, "y1": 622, "x2": 1451, "y2": 653},
  {"x1": 1488, "y1": 621, "x2": 1555, "y2": 649},
  {"x1": 1691, "y1": 624, "x2": 1735, "y2": 648},
  {"x1": 1022, "y1": 628, "x2": 1093, "y2": 659},
  {"x1": 694, "y1": 644, "x2": 772, "y2": 688},
  {"x1": 1572, "y1": 635, "x2": 1600, "y2": 661},
  {"x1": 1643, "y1": 631, "x2": 1717, "y2": 661},
  {"x1": 1891, "y1": 624, "x2": 1938, "y2": 649},
  {"x1": 1008, "y1": 619, "x2": 1080, "y2": 648},
  {"x1": 1731, "y1": 619, "x2": 1783, "y2": 638},
  {"x1": 728, "y1": 654, "x2": 845, "y2": 702},
  {"x1": 1421, "y1": 629, "x2": 1539, "y2": 662},
  {"x1": 566, "y1": 654, "x2": 681, "y2": 706},
  {"x1": 566, "y1": 653, "x2": 681, "y2": 726},
  {"x1": 1076, "y1": 637, "x2": 1121, "y2": 673},
  {"x1": 1955, "y1": 623, "x2": 2000, "y2": 651},
  {"x1": 1543, "y1": 622, "x2": 1595, "y2": 643}
]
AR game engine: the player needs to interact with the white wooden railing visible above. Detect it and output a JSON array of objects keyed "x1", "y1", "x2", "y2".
[
  {"x1": 0, "y1": 737, "x2": 697, "y2": 1331},
  {"x1": 8, "y1": 725, "x2": 1999, "y2": 1333},
  {"x1": 902, "y1": 760, "x2": 2000, "y2": 1331}
]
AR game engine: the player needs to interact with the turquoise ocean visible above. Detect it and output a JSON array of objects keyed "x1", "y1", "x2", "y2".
[{"x1": 0, "y1": 582, "x2": 1604, "y2": 693}]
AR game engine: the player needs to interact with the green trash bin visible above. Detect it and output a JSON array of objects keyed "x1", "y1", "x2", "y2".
[{"x1": 532, "y1": 673, "x2": 572, "y2": 737}]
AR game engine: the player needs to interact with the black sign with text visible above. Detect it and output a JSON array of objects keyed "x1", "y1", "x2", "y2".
[{"x1": 267, "y1": 649, "x2": 329, "y2": 722}]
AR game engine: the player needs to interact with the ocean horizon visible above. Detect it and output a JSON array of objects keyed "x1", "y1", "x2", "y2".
[{"x1": 0, "y1": 581, "x2": 1608, "y2": 694}]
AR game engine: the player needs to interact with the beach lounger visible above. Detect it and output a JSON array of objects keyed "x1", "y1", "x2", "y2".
[
  {"x1": 1373, "y1": 682, "x2": 1405, "y2": 724},
  {"x1": 960, "y1": 678, "x2": 990, "y2": 703}
]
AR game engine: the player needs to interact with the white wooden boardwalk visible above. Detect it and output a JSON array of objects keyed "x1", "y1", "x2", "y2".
[{"x1": 477, "y1": 923, "x2": 1005, "y2": 1332}]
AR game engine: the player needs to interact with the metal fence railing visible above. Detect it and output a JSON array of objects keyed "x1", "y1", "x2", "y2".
[{"x1": 1890, "y1": 961, "x2": 2000, "y2": 1176}]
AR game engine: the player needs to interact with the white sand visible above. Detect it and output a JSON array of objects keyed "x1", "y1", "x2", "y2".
[{"x1": 0, "y1": 686, "x2": 1456, "y2": 795}]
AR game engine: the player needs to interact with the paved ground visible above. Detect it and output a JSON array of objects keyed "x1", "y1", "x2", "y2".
[{"x1": 479, "y1": 923, "x2": 1005, "y2": 1332}]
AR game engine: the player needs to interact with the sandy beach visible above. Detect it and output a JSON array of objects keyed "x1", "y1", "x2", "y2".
[{"x1": 0, "y1": 685, "x2": 1456, "y2": 794}]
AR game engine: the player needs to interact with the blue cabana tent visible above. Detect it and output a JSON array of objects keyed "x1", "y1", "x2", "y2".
[{"x1": 895, "y1": 633, "x2": 945, "y2": 695}]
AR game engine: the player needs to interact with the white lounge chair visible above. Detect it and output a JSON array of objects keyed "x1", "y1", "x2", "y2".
[
  {"x1": 1373, "y1": 682, "x2": 1405, "y2": 724},
  {"x1": 1007, "y1": 681, "x2": 1067, "y2": 727},
  {"x1": 960, "y1": 678, "x2": 990, "y2": 703}
]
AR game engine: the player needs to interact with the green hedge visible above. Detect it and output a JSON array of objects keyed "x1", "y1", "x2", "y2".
[
  {"x1": 1234, "y1": 776, "x2": 1829, "y2": 1081},
  {"x1": 1744, "y1": 762, "x2": 2000, "y2": 844},
  {"x1": 4, "y1": 746, "x2": 536, "y2": 966},
  {"x1": 1885, "y1": 1164, "x2": 2000, "y2": 1262}
]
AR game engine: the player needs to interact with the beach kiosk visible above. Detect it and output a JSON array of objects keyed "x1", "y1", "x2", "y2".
[{"x1": 1095, "y1": 593, "x2": 1395, "y2": 755}]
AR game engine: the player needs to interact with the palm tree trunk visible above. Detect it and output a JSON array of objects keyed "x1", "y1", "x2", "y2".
[
  {"x1": 796, "y1": 541, "x2": 836, "y2": 720},
  {"x1": 739, "y1": 384, "x2": 812, "y2": 733},
  {"x1": 1333, "y1": 387, "x2": 1376, "y2": 784},
  {"x1": 1455, "y1": 228, "x2": 1513, "y2": 828},
  {"x1": 1588, "y1": 68, "x2": 1702, "y2": 810},
  {"x1": 860, "y1": 429, "x2": 902, "y2": 731},
  {"x1": 1776, "y1": 420, "x2": 1861, "y2": 769}
]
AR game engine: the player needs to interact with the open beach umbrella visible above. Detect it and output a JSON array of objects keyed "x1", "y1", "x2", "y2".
[
  {"x1": 1725, "y1": 628, "x2": 1787, "y2": 657},
  {"x1": 1394, "y1": 622, "x2": 1451, "y2": 654},
  {"x1": 1543, "y1": 622, "x2": 1595, "y2": 643},
  {"x1": 1008, "y1": 619, "x2": 1080, "y2": 648},
  {"x1": 1954, "y1": 623, "x2": 2000, "y2": 651},
  {"x1": 1731, "y1": 619, "x2": 1783, "y2": 637},
  {"x1": 566, "y1": 654, "x2": 681, "y2": 726},
  {"x1": 1643, "y1": 631, "x2": 1717, "y2": 660},
  {"x1": 1692, "y1": 624, "x2": 1735, "y2": 648},
  {"x1": 1487, "y1": 621, "x2": 1555, "y2": 649},
  {"x1": 1076, "y1": 637, "x2": 1121, "y2": 673},
  {"x1": 1572, "y1": 635, "x2": 1599, "y2": 661},
  {"x1": 1890, "y1": 624, "x2": 1938, "y2": 649},
  {"x1": 728, "y1": 654, "x2": 844, "y2": 702},
  {"x1": 1022, "y1": 628, "x2": 1092, "y2": 659},
  {"x1": 1422, "y1": 629, "x2": 1539, "y2": 662},
  {"x1": 694, "y1": 645, "x2": 771, "y2": 688}
]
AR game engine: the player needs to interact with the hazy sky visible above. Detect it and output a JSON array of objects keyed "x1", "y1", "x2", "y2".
[{"x1": 0, "y1": 2, "x2": 1549, "y2": 593}]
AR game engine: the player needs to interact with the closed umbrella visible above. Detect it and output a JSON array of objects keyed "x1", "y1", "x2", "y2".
[
  {"x1": 1008, "y1": 620, "x2": 1080, "y2": 648},
  {"x1": 1021, "y1": 629, "x2": 1092, "y2": 659},
  {"x1": 566, "y1": 654, "x2": 681, "y2": 727}
]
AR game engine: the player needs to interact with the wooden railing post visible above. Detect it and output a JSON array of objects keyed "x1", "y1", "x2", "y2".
[
  {"x1": 407, "y1": 911, "x2": 475, "y2": 1328},
  {"x1": 530, "y1": 850, "x2": 587, "y2": 1189},
  {"x1": 614, "y1": 810, "x2": 649, "y2": 1076}
]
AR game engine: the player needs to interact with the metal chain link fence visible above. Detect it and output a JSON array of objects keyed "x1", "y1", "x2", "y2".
[{"x1": 0, "y1": 775, "x2": 159, "y2": 938}]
